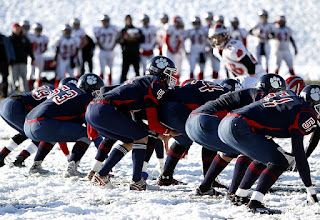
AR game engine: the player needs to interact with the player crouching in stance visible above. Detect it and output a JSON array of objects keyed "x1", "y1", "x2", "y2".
[
  {"x1": 24, "y1": 73, "x2": 104, "y2": 177},
  {"x1": 86, "y1": 55, "x2": 180, "y2": 190},
  {"x1": 218, "y1": 85, "x2": 320, "y2": 214}
]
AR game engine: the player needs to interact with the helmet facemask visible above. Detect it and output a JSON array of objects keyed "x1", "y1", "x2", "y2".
[{"x1": 163, "y1": 67, "x2": 177, "y2": 89}]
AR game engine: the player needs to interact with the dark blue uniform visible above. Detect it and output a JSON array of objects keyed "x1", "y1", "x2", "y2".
[
  {"x1": 85, "y1": 75, "x2": 169, "y2": 143},
  {"x1": 186, "y1": 88, "x2": 266, "y2": 157},
  {"x1": 0, "y1": 85, "x2": 52, "y2": 135},
  {"x1": 160, "y1": 80, "x2": 229, "y2": 148},
  {"x1": 219, "y1": 90, "x2": 317, "y2": 187},
  {"x1": 24, "y1": 84, "x2": 94, "y2": 142}
]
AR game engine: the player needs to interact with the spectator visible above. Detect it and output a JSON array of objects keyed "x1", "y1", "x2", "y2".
[
  {"x1": 9, "y1": 23, "x2": 34, "y2": 93},
  {"x1": 0, "y1": 32, "x2": 15, "y2": 98},
  {"x1": 117, "y1": 15, "x2": 144, "y2": 83}
]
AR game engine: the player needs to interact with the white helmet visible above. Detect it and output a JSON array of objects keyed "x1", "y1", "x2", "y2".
[{"x1": 208, "y1": 24, "x2": 229, "y2": 49}]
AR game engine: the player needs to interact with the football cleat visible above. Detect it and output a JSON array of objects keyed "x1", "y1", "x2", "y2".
[
  {"x1": 196, "y1": 187, "x2": 222, "y2": 196},
  {"x1": 129, "y1": 178, "x2": 147, "y2": 191},
  {"x1": 157, "y1": 175, "x2": 184, "y2": 186},
  {"x1": 247, "y1": 200, "x2": 282, "y2": 214},
  {"x1": 29, "y1": 161, "x2": 49, "y2": 174},
  {"x1": 63, "y1": 161, "x2": 83, "y2": 178},
  {"x1": 231, "y1": 195, "x2": 250, "y2": 206},
  {"x1": 226, "y1": 192, "x2": 235, "y2": 201},
  {"x1": 91, "y1": 173, "x2": 113, "y2": 189},
  {"x1": 212, "y1": 178, "x2": 229, "y2": 190},
  {"x1": 12, "y1": 155, "x2": 26, "y2": 167}
]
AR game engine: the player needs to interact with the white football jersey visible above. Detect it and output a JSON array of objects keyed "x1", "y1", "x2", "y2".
[
  {"x1": 213, "y1": 39, "x2": 266, "y2": 78},
  {"x1": 55, "y1": 36, "x2": 80, "y2": 58},
  {"x1": 165, "y1": 25, "x2": 185, "y2": 52},
  {"x1": 184, "y1": 26, "x2": 207, "y2": 52},
  {"x1": 29, "y1": 35, "x2": 49, "y2": 55},
  {"x1": 272, "y1": 26, "x2": 293, "y2": 51},
  {"x1": 94, "y1": 25, "x2": 118, "y2": 50},
  {"x1": 250, "y1": 22, "x2": 274, "y2": 43},
  {"x1": 157, "y1": 23, "x2": 168, "y2": 46},
  {"x1": 71, "y1": 28, "x2": 86, "y2": 40},
  {"x1": 139, "y1": 25, "x2": 157, "y2": 52},
  {"x1": 228, "y1": 27, "x2": 248, "y2": 45}
]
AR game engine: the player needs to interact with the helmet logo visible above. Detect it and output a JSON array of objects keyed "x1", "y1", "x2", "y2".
[
  {"x1": 310, "y1": 87, "x2": 320, "y2": 101},
  {"x1": 270, "y1": 76, "x2": 282, "y2": 89},
  {"x1": 86, "y1": 75, "x2": 97, "y2": 85},
  {"x1": 155, "y1": 58, "x2": 168, "y2": 69}
]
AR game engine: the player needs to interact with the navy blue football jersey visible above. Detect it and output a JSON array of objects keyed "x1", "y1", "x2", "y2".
[
  {"x1": 232, "y1": 90, "x2": 318, "y2": 137},
  {"x1": 163, "y1": 80, "x2": 230, "y2": 110},
  {"x1": 26, "y1": 84, "x2": 94, "y2": 123},
  {"x1": 191, "y1": 88, "x2": 266, "y2": 118},
  {"x1": 10, "y1": 85, "x2": 53, "y2": 110}
]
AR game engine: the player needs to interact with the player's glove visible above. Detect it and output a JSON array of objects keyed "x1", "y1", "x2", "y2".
[{"x1": 307, "y1": 186, "x2": 319, "y2": 205}]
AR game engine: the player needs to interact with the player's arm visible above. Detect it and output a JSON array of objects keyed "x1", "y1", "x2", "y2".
[
  {"x1": 291, "y1": 129, "x2": 319, "y2": 203},
  {"x1": 306, "y1": 127, "x2": 320, "y2": 158},
  {"x1": 290, "y1": 36, "x2": 298, "y2": 55}
]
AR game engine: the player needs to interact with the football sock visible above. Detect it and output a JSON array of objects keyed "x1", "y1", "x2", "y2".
[
  {"x1": 229, "y1": 155, "x2": 252, "y2": 194},
  {"x1": 132, "y1": 144, "x2": 147, "y2": 182},
  {"x1": 238, "y1": 160, "x2": 266, "y2": 190},
  {"x1": 202, "y1": 147, "x2": 217, "y2": 176},
  {"x1": 162, "y1": 142, "x2": 186, "y2": 176},
  {"x1": 99, "y1": 144, "x2": 128, "y2": 176}
]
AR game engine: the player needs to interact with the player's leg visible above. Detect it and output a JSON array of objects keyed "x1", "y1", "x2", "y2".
[
  {"x1": 35, "y1": 55, "x2": 45, "y2": 88},
  {"x1": 198, "y1": 52, "x2": 206, "y2": 80},
  {"x1": 99, "y1": 50, "x2": 107, "y2": 81},
  {"x1": 283, "y1": 51, "x2": 295, "y2": 75},
  {"x1": 106, "y1": 51, "x2": 115, "y2": 85},
  {"x1": 274, "y1": 51, "x2": 284, "y2": 74},
  {"x1": 189, "y1": 52, "x2": 196, "y2": 79}
]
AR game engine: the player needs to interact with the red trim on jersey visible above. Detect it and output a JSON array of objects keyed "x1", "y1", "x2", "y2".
[
  {"x1": 213, "y1": 110, "x2": 229, "y2": 119},
  {"x1": 227, "y1": 113, "x2": 281, "y2": 131},
  {"x1": 146, "y1": 107, "x2": 168, "y2": 134},
  {"x1": 112, "y1": 99, "x2": 135, "y2": 105},
  {"x1": 51, "y1": 115, "x2": 79, "y2": 121},
  {"x1": 25, "y1": 117, "x2": 44, "y2": 124},
  {"x1": 144, "y1": 84, "x2": 159, "y2": 105},
  {"x1": 165, "y1": 34, "x2": 175, "y2": 53},
  {"x1": 184, "y1": 103, "x2": 200, "y2": 110}
]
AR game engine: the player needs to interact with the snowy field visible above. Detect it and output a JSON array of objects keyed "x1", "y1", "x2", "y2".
[
  {"x1": 1, "y1": 118, "x2": 320, "y2": 219},
  {"x1": 1, "y1": 0, "x2": 320, "y2": 219}
]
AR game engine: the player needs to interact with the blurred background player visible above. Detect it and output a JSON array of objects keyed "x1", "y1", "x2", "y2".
[
  {"x1": 184, "y1": 16, "x2": 207, "y2": 80},
  {"x1": 117, "y1": 15, "x2": 145, "y2": 83},
  {"x1": 271, "y1": 15, "x2": 297, "y2": 76},
  {"x1": 229, "y1": 17, "x2": 248, "y2": 47},
  {"x1": 70, "y1": 18, "x2": 88, "y2": 77},
  {"x1": 204, "y1": 11, "x2": 220, "y2": 79},
  {"x1": 139, "y1": 14, "x2": 157, "y2": 74},
  {"x1": 285, "y1": 76, "x2": 306, "y2": 95},
  {"x1": 249, "y1": 9, "x2": 274, "y2": 72},
  {"x1": 54, "y1": 24, "x2": 80, "y2": 87},
  {"x1": 162, "y1": 16, "x2": 185, "y2": 83},
  {"x1": 94, "y1": 14, "x2": 118, "y2": 85},
  {"x1": 19, "y1": 19, "x2": 32, "y2": 39},
  {"x1": 214, "y1": 15, "x2": 224, "y2": 25},
  {"x1": 27, "y1": 23, "x2": 49, "y2": 90},
  {"x1": 156, "y1": 13, "x2": 169, "y2": 55}
]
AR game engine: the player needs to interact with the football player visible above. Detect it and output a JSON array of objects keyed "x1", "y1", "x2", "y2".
[
  {"x1": 24, "y1": 73, "x2": 104, "y2": 177},
  {"x1": 86, "y1": 56, "x2": 180, "y2": 190},
  {"x1": 27, "y1": 23, "x2": 49, "y2": 90},
  {"x1": 218, "y1": 85, "x2": 319, "y2": 213},
  {"x1": 54, "y1": 24, "x2": 80, "y2": 87},
  {"x1": 208, "y1": 24, "x2": 267, "y2": 88},
  {"x1": 139, "y1": 14, "x2": 158, "y2": 74},
  {"x1": 228, "y1": 17, "x2": 248, "y2": 47},
  {"x1": 186, "y1": 74, "x2": 286, "y2": 196},
  {"x1": 271, "y1": 15, "x2": 298, "y2": 75},
  {"x1": 249, "y1": 9, "x2": 274, "y2": 72},
  {"x1": 184, "y1": 16, "x2": 208, "y2": 80},
  {"x1": 94, "y1": 14, "x2": 118, "y2": 85},
  {"x1": 156, "y1": 13, "x2": 169, "y2": 55}
]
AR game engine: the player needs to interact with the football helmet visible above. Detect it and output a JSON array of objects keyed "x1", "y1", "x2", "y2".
[
  {"x1": 146, "y1": 56, "x2": 177, "y2": 89},
  {"x1": 160, "y1": 13, "x2": 169, "y2": 24},
  {"x1": 208, "y1": 24, "x2": 229, "y2": 49},
  {"x1": 300, "y1": 85, "x2": 320, "y2": 118},
  {"x1": 285, "y1": 76, "x2": 306, "y2": 95},
  {"x1": 100, "y1": 14, "x2": 110, "y2": 27},
  {"x1": 59, "y1": 77, "x2": 79, "y2": 87},
  {"x1": 62, "y1": 24, "x2": 72, "y2": 38},
  {"x1": 256, "y1": 73, "x2": 286, "y2": 93},
  {"x1": 214, "y1": 15, "x2": 224, "y2": 24},
  {"x1": 275, "y1": 15, "x2": 286, "y2": 27},
  {"x1": 258, "y1": 9, "x2": 268, "y2": 17},
  {"x1": 230, "y1": 17, "x2": 239, "y2": 28},
  {"x1": 192, "y1": 16, "x2": 201, "y2": 28},
  {"x1": 77, "y1": 73, "x2": 104, "y2": 96},
  {"x1": 20, "y1": 19, "x2": 30, "y2": 33},
  {"x1": 220, "y1": 79, "x2": 242, "y2": 92},
  {"x1": 70, "y1": 18, "x2": 80, "y2": 28},
  {"x1": 33, "y1": 23, "x2": 43, "y2": 35},
  {"x1": 140, "y1": 14, "x2": 150, "y2": 25},
  {"x1": 205, "y1": 12, "x2": 214, "y2": 20}
]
